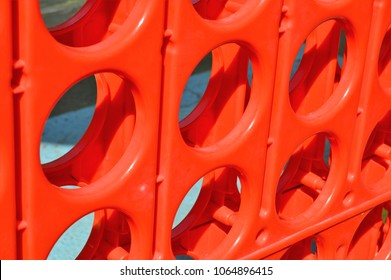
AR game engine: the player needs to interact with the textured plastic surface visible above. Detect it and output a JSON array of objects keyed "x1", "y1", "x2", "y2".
[{"x1": 0, "y1": 0, "x2": 390, "y2": 260}]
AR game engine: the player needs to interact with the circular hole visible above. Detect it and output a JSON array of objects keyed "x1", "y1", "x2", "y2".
[
  {"x1": 289, "y1": 20, "x2": 347, "y2": 115},
  {"x1": 276, "y1": 133, "x2": 332, "y2": 220},
  {"x1": 347, "y1": 202, "x2": 391, "y2": 259},
  {"x1": 48, "y1": 210, "x2": 94, "y2": 260},
  {"x1": 281, "y1": 237, "x2": 318, "y2": 260},
  {"x1": 361, "y1": 110, "x2": 391, "y2": 188},
  {"x1": 179, "y1": 53, "x2": 212, "y2": 121},
  {"x1": 180, "y1": 43, "x2": 253, "y2": 147},
  {"x1": 378, "y1": 26, "x2": 391, "y2": 90},
  {"x1": 42, "y1": 0, "x2": 138, "y2": 47},
  {"x1": 41, "y1": 72, "x2": 136, "y2": 187},
  {"x1": 40, "y1": 75, "x2": 97, "y2": 164},
  {"x1": 39, "y1": 0, "x2": 87, "y2": 28},
  {"x1": 172, "y1": 167, "x2": 242, "y2": 258},
  {"x1": 48, "y1": 209, "x2": 132, "y2": 260},
  {"x1": 192, "y1": 0, "x2": 251, "y2": 20}
]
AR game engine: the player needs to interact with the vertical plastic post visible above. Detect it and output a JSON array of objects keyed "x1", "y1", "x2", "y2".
[{"x1": 0, "y1": 0, "x2": 17, "y2": 259}]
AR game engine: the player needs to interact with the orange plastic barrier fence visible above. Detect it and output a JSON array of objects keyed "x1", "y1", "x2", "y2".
[{"x1": 0, "y1": 0, "x2": 390, "y2": 260}]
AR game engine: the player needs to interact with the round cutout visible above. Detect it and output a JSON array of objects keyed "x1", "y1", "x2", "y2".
[
  {"x1": 48, "y1": 209, "x2": 132, "y2": 260},
  {"x1": 276, "y1": 133, "x2": 332, "y2": 220},
  {"x1": 172, "y1": 167, "x2": 242, "y2": 259},
  {"x1": 347, "y1": 202, "x2": 391, "y2": 259},
  {"x1": 180, "y1": 43, "x2": 253, "y2": 147},
  {"x1": 41, "y1": 72, "x2": 137, "y2": 188},
  {"x1": 42, "y1": 0, "x2": 138, "y2": 47},
  {"x1": 289, "y1": 20, "x2": 347, "y2": 116}
]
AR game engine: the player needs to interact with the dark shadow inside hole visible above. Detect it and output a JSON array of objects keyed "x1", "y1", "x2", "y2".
[
  {"x1": 40, "y1": 76, "x2": 97, "y2": 164},
  {"x1": 194, "y1": 53, "x2": 212, "y2": 74},
  {"x1": 49, "y1": 75, "x2": 97, "y2": 117},
  {"x1": 175, "y1": 254, "x2": 195, "y2": 260},
  {"x1": 40, "y1": 0, "x2": 87, "y2": 28}
]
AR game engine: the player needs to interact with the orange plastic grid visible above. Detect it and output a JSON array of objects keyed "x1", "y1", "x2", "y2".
[{"x1": 0, "y1": 0, "x2": 390, "y2": 260}]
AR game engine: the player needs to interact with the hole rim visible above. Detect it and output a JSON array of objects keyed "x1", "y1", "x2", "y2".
[
  {"x1": 191, "y1": 0, "x2": 259, "y2": 22},
  {"x1": 288, "y1": 19, "x2": 354, "y2": 118},
  {"x1": 40, "y1": 71, "x2": 138, "y2": 189},
  {"x1": 179, "y1": 43, "x2": 256, "y2": 149},
  {"x1": 275, "y1": 133, "x2": 337, "y2": 223},
  {"x1": 171, "y1": 167, "x2": 245, "y2": 258}
]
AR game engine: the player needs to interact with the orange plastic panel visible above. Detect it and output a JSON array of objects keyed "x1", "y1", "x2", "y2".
[
  {"x1": 155, "y1": 0, "x2": 283, "y2": 259},
  {"x1": 249, "y1": 0, "x2": 391, "y2": 260},
  {"x1": 14, "y1": 0, "x2": 164, "y2": 259},
  {"x1": 0, "y1": 0, "x2": 16, "y2": 260},
  {"x1": 1, "y1": 0, "x2": 391, "y2": 260}
]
